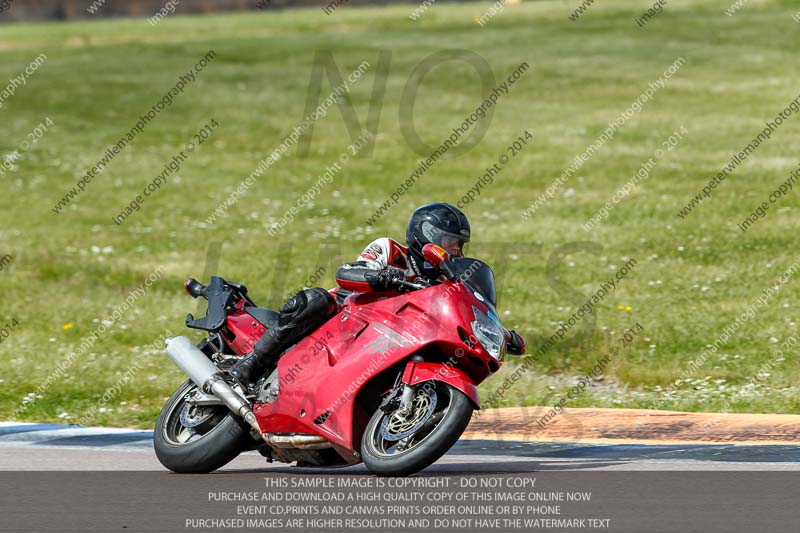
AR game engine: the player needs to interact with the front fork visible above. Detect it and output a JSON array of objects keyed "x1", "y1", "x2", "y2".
[
  {"x1": 397, "y1": 356, "x2": 482, "y2": 409},
  {"x1": 396, "y1": 384, "x2": 417, "y2": 416},
  {"x1": 379, "y1": 355, "x2": 424, "y2": 415}
]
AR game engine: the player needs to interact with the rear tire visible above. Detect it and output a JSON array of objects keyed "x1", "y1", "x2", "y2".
[
  {"x1": 361, "y1": 382, "x2": 473, "y2": 477},
  {"x1": 154, "y1": 380, "x2": 252, "y2": 474}
]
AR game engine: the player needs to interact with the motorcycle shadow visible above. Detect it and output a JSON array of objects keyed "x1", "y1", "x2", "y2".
[{"x1": 225, "y1": 457, "x2": 626, "y2": 475}]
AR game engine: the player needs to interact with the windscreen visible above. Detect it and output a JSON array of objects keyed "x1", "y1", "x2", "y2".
[{"x1": 449, "y1": 257, "x2": 497, "y2": 307}]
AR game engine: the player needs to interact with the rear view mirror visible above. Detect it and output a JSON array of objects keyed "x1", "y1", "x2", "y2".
[{"x1": 422, "y1": 243, "x2": 449, "y2": 267}]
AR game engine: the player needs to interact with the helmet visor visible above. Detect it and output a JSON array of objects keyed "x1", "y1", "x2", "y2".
[
  {"x1": 440, "y1": 235, "x2": 467, "y2": 258},
  {"x1": 422, "y1": 221, "x2": 469, "y2": 258}
]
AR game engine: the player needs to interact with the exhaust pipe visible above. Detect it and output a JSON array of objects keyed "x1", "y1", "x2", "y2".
[
  {"x1": 263, "y1": 434, "x2": 332, "y2": 449},
  {"x1": 165, "y1": 336, "x2": 263, "y2": 438}
]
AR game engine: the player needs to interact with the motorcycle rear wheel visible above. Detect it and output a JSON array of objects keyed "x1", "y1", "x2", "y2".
[
  {"x1": 154, "y1": 379, "x2": 251, "y2": 473},
  {"x1": 361, "y1": 381, "x2": 473, "y2": 477}
]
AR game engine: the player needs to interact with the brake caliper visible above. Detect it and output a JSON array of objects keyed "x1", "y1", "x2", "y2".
[{"x1": 378, "y1": 386, "x2": 404, "y2": 414}]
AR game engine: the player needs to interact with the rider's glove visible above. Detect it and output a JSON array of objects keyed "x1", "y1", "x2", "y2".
[
  {"x1": 506, "y1": 330, "x2": 526, "y2": 355},
  {"x1": 364, "y1": 268, "x2": 407, "y2": 292}
]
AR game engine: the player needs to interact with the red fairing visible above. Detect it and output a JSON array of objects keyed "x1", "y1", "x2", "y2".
[
  {"x1": 224, "y1": 300, "x2": 266, "y2": 355},
  {"x1": 251, "y1": 280, "x2": 502, "y2": 460},
  {"x1": 400, "y1": 361, "x2": 480, "y2": 408}
]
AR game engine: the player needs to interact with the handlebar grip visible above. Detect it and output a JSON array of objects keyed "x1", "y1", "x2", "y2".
[
  {"x1": 398, "y1": 280, "x2": 426, "y2": 291},
  {"x1": 183, "y1": 278, "x2": 208, "y2": 299}
]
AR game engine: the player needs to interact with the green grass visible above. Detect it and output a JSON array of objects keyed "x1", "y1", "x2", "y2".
[{"x1": 2, "y1": 0, "x2": 800, "y2": 428}]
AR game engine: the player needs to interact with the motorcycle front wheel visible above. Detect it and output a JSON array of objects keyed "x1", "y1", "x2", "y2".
[
  {"x1": 361, "y1": 381, "x2": 474, "y2": 477},
  {"x1": 154, "y1": 379, "x2": 251, "y2": 473}
]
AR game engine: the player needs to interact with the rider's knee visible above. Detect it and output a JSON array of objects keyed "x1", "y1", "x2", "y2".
[
  {"x1": 281, "y1": 288, "x2": 335, "y2": 319},
  {"x1": 304, "y1": 287, "x2": 337, "y2": 318}
]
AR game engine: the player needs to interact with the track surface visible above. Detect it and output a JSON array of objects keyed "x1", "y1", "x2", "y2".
[{"x1": 1, "y1": 423, "x2": 798, "y2": 472}]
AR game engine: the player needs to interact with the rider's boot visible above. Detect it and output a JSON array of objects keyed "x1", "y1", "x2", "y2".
[{"x1": 229, "y1": 327, "x2": 282, "y2": 388}]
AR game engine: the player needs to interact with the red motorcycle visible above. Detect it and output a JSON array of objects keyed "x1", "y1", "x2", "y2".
[{"x1": 155, "y1": 244, "x2": 509, "y2": 476}]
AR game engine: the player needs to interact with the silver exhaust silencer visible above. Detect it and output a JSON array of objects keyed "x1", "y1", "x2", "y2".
[{"x1": 165, "y1": 336, "x2": 263, "y2": 437}]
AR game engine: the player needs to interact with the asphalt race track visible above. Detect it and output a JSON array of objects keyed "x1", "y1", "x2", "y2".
[{"x1": 1, "y1": 423, "x2": 798, "y2": 472}]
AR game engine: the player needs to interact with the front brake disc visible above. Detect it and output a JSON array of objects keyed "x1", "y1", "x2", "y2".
[{"x1": 380, "y1": 389, "x2": 438, "y2": 442}]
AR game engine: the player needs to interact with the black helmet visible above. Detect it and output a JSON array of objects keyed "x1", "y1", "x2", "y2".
[{"x1": 406, "y1": 203, "x2": 470, "y2": 274}]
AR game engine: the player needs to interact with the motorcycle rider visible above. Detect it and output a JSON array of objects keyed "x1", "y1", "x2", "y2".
[{"x1": 229, "y1": 202, "x2": 526, "y2": 388}]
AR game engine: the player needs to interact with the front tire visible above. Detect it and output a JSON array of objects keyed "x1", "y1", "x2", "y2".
[
  {"x1": 154, "y1": 380, "x2": 251, "y2": 473},
  {"x1": 361, "y1": 381, "x2": 473, "y2": 477}
]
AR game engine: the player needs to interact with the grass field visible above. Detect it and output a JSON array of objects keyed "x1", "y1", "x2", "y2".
[{"x1": 2, "y1": 0, "x2": 800, "y2": 428}]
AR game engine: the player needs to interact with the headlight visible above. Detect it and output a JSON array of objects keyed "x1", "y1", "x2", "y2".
[{"x1": 471, "y1": 305, "x2": 505, "y2": 360}]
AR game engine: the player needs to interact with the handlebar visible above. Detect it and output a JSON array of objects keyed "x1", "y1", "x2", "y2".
[{"x1": 397, "y1": 279, "x2": 429, "y2": 292}]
